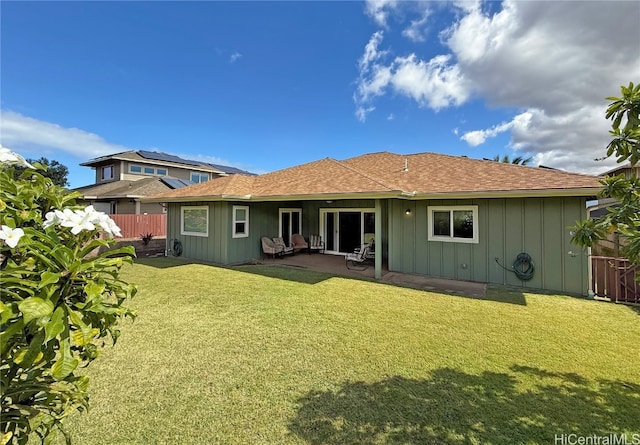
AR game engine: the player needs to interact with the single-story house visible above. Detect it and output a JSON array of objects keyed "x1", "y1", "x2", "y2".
[{"x1": 143, "y1": 151, "x2": 602, "y2": 295}]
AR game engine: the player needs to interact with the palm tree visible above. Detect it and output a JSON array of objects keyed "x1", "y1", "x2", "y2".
[{"x1": 492, "y1": 154, "x2": 533, "y2": 165}]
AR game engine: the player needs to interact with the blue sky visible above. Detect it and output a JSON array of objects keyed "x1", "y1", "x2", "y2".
[{"x1": 1, "y1": 1, "x2": 638, "y2": 188}]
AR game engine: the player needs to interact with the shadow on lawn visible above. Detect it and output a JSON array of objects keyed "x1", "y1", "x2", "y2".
[
  {"x1": 288, "y1": 366, "x2": 640, "y2": 444},
  {"x1": 233, "y1": 264, "x2": 341, "y2": 285}
]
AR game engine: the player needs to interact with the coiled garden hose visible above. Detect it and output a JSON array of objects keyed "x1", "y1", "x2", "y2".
[
  {"x1": 495, "y1": 252, "x2": 535, "y2": 281},
  {"x1": 169, "y1": 238, "x2": 183, "y2": 257}
]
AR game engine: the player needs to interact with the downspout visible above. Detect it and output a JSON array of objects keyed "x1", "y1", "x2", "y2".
[{"x1": 375, "y1": 199, "x2": 382, "y2": 279}]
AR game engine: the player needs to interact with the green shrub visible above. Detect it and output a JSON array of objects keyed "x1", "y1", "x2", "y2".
[{"x1": 0, "y1": 149, "x2": 137, "y2": 444}]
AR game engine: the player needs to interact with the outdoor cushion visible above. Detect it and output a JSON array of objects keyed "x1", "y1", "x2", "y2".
[
  {"x1": 273, "y1": 237, "x2": 294, "y2": 255},
  {"x1": 261, "y1": 236, "x2": 284, "y2": 258},
  {"x1": 309, "y1": 235, "x2": 325, "y2": 253},
  {"x1": 291, "y1": 234, "x2": 308, "y2": 252}
]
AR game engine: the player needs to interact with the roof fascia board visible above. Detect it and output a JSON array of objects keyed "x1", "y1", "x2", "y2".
[
  {"x1": 81, "y1": 155, "x2": 224, "y2": 173},
  {"x1": 407, "y1": 188, "x2": 602, "y2": 200}
]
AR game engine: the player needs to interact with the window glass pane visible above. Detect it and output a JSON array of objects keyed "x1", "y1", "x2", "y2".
[
  {"x1": 130, "y1": 165, "x2": 142, "y2": 173},
  {"x1": 453, "y1": 210, "x2": 474, "y2": 238},
  {"x1": 235, "y1": 208, "x2": 246, "y2": 221},
  {"x1": 235, "y1": 222, "x2": 245, "y2": 234},
  {"x1": 190, "y1": 173, "x2": 200, "y2": 183},
  {"x1": 102, "y1": 166, "x2": 113, "y2": 179},
  {"x1": 156, "y1": 168, "x2": 167, "y2": 175},
  {"x1": 199, "y1": 174, "x2": 209, "y2": 182},
  {"x1": 433, "y1": 211, "x2": 451, "y2": 236},
  {"x1": 183, "y1": 209, "x2": 207, "y2": 233},
  {"x1": 144, "y1": 167, "x2": 155, "y2": 174}
]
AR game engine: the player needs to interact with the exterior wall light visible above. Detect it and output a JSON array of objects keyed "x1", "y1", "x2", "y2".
[{"x1": 405, "y1": 208, "x2": 411, "y2": 215}]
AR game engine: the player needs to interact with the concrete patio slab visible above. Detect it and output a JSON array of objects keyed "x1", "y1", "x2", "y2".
[{"x1": 258, "y1": 253, "x2": 486, "y2": 298}]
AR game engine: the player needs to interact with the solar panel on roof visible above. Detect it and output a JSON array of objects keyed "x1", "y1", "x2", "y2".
[
  {"x1": 138, "y1": 150, "x2": 202, "y2": 167},
  {"x1": 206, "y1": 163, "x2": 254, "y2": 175},
  {"x1": 161, "y1": 178, "x2": 196, "y2": 189}
]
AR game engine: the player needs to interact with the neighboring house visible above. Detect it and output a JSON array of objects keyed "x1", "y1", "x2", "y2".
[
  {"x1": 74, "y1": 150, "x2": 253, "y2": 214},
  {"x1": 143, "y1": 151, "x2": 602, "y2": 295},
  {"x1": 588, "y1": 163, "x2": 637, "y2": 256}
]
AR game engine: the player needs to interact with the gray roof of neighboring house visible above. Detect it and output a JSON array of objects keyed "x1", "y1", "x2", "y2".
[
  {"x1": 74, "y1": 176, "x2": 192, "y2": 199},
  {"x1": 80, "y1": 150, "x2": 254, "y2": 175}
]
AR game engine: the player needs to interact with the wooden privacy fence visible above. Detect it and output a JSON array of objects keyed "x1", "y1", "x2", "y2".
[
  {"x1": 109, "y1": 214, "x2": 167, "y2": 240},
  {"x1": 591, "y1": 256, "x2": 639, "y2": 304}
]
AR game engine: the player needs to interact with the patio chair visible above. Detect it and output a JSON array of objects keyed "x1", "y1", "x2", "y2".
[
  {"x1": 354, "y1": 238, "x2": 375, "y2": 260},
  {"x1": 345, "y1": 244, "x2": 371, "y2": 270},
  {"x1": 261, "y1": 236, "x2": 284, "y2": 258},
  {"x1": 291, "y1": 234, "x2": 309, "y2": 253},
  {"x1": 309, "y1": 235, "x2": 325, "y2": 254},
  {"x1": 273, "y1": 237, "x2": 294, "y2": 256}
]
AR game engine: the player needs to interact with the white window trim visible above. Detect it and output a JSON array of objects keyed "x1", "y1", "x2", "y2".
[
  {"x1": 428, "y1": 205, "x2": 479, "y2": 244},
  {"x1": 278, "y1": 208, "x2": 303, "y2": 238},
  {"x1": 181, "y1": 206, "x2": 209, "y2": 237},
  {"x1": 129, "y1": 164, "x2": 143, "y2": 174},
  {"x1": 232, "y1": 205, "x2": 249, "y2": 238}
]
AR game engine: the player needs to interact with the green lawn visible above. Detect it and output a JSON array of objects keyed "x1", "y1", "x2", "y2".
[{"x1": 60, "y1": 258, "x2": 639, "y2": 444}]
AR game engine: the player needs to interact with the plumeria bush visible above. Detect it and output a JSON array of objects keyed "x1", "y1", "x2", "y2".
[{"x1": 0, "y1": 149, "x2": 137, "y2": 444}]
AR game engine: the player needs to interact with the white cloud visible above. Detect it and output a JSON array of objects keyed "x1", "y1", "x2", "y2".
[
  {"x1": 402, "y1": 8, "x2": 432, "y2": 42},
  {"x1": 364, "y1": 0, "x2": 398, "y2": 28},
  {"x1": 460, "y1": 117, "x2": 521, "y2": 146},
  {"x1": 229, "y1": 51, "x2": 242, "y2": 63},
  {"x1": 356, "y1": 0, "x2": 640, "y2": 173},
  {"x1": 387, "y1": 113, "x2": 394, "y2": 121},
  {"x1": 0, "y1": 110, "x2": 131, "y2": 158},
  {"x1": 354, "y1": 33, "x2": 469, "y2": 121},
  {"x1": 390, "y1": 54, "x2": 469, "y2": 110}
]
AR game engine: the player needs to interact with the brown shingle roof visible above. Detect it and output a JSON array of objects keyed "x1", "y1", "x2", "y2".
[
  {"x1": 144, "y1": 151, "x2": 602, "y2": 202},
  {"x1": 343, "y1": 152, "x2": 601, "y2": 194}
]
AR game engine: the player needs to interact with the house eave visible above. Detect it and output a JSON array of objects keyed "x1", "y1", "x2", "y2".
[
  {"x1": 142, "y1": 187, "x2": 601, "y2": 204},
  {"x1": 406, "y1": 187, "x2": 602, "y2": 200},
  {"x1": 80, "y1": 155, "x2": 227, "y2": 174}
]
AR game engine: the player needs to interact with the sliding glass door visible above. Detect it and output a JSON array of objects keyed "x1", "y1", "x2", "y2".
[{"x1": 320, "y1": 208, "x2": 375, "y2": 254}]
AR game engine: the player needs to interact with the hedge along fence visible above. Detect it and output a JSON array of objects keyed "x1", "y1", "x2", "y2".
[{"x1": 108, "y1": 214, "x2": 166, "y2": 239}]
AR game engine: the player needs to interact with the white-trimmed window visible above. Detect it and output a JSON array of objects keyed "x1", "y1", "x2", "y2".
[
  {"x1": 191, "y1": 172, "x2": 210, "y2": 183},
  {"x1": 181, "y1": 206, "x2": 209, "y2": 237},
  {"x1": 129, "y1": 164, "x2": 142, "y2": 173},
  {"x1": 156, "y1": 168, "x2": 167, "y2": 176},
  {"x1": 232, "y1": 205, "x2": 249, "y2": 238},
  {"x1": 428, "y1": 206, "x2": 479, "y2": 244},
  {"x1": 101, "y1": 165, "x2": 113, "y2": 180}
]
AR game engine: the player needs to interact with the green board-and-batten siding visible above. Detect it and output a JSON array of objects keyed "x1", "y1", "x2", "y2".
[
  {"x1": 167, "y1": 201, "x2": 284, "y2": 265},
  {"x1": 388, "y1": 197, "x2": 588, "y2": 295}
]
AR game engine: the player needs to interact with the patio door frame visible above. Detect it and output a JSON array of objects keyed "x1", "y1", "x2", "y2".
[
  {"x1": 279, "y1": 208, "x2": 302, "y2": 246},
  {"x1": 319, "y1": 208, "x2": 375, "y2": 255}
]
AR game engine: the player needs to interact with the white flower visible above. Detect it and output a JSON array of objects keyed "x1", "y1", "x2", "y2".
[
  {"x1": 43, "y1": 211, "x2": 60, "y2": 229},
  {"x1": 0, "y1": 225, "x2": 25, "y2": 248},
  {"x1": 56, "y1": 208, "x2": 79, "y2": 228},
  {"x1": 69, "y1": 208, "x2": 96, "y2": 235},
  {"x1": 41, "y1": 205, "x2": 122, "y2": 237},
  {"x1": 0, "y1": 147, "x2": 34, "y2": 168},
  {"x1": 94, "y1": 211, "x2": 122, "y2": 237}
]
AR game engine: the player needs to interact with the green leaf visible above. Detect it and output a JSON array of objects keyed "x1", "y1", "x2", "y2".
[
  {"x1": 18, "y1": 297, "x2": 54, "y2": 324},
  {"x1": 45, "y1": 307, "x2": 65, "y2": 343},
  {"x1": 14, "y1": 330, "x2": 45, "y2": 368},
  {"x1": 84, "y1": 282, "x2": 106, "y2": 302},
  {"x1": 71, "y1": 327, "x2": 100, "y2": 346},
  {"x1": 51, "y1": 338, "x2": 78, "y2": 380},
  {"x1": 0, "y1": 319, "x2": 23, "y2": 355},
  {"x1": 37, "y1": 271, "x2": 60, "y2": 289}
]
